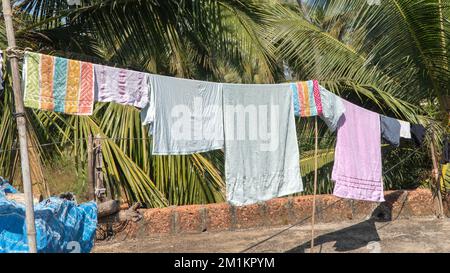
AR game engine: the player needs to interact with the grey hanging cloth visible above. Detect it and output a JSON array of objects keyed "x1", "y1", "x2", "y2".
[
  {"x1": 410, "y1": 124, "x2": 426, "y2": 147},
  {"x1": 380, "y1": 115, "x2": 401, "y2": 147}
]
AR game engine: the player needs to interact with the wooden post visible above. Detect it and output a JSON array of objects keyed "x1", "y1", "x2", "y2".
[
  {"x1": 87, "y1": 135, "x2": 95, "y2": 200},
  {"x1": 310, "y1": 116, "x2": 319, "y2": 253},
  {"x1": 2, "y1": 0, "x2": 37, "y2": 253},
  {"x1": 94, "y1": 134, "x2": 106, "y2": 202}
]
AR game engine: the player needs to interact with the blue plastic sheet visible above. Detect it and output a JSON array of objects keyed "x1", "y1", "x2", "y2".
[
  {"x1": 0, "y1": 178, "x2": 18, "y2": 194},
  {"x1": 0, "y1": 177, "x2": 97, "y2": 253}
]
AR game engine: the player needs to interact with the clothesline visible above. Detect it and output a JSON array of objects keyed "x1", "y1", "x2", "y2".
[{"x1": 1, "y1": 49, "x2": 415, "y2": 125}]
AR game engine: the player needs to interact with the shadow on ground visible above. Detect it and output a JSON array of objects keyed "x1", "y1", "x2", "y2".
[{"x1": 286, "y1": 191, "x2": 408, "y2": 253}]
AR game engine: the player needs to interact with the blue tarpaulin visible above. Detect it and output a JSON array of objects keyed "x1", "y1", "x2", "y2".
[{"x1": 0, "y1": 177, "x2": 97, "y2": 253}]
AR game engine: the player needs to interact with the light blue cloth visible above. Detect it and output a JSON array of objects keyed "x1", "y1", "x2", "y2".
[
  {"x1": 0, "y1": 180, "x2": 97, "y2": 253},
  {"x1": 142, "y1": 75, "x2": 224, "y2": 155},
  {"x1": 319, "y1": 86, "x2": 346, "y2": 132},
  {"x1": 291, "y1": 83, "x2": 300, "y2": 114},
  {"x1": 307, "y1": 80, "x2": 318, "y2": 116},
  {"x1": 223, "y1": 83, "x2": 303, "y2": 206},
  {"x1": 52, "y1": 57, "x2": 69, "y2": 113}
]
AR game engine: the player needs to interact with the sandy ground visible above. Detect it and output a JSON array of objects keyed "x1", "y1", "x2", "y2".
[{"x1": 93, "y1": 217, "x2": 450, "y2": 253}]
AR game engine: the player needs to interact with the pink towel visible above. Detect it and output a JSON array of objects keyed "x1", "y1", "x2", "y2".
[
  {"x1": 332, "y1": 100, "x2": 385, "y2": 202},
  {"x1": 94, "y1": 64, "x2": 149, "y2": 108}
]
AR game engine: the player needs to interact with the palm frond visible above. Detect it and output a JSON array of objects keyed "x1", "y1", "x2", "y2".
[{"x1": 300, "y1": 148, "x2": 335, "y2": 176}]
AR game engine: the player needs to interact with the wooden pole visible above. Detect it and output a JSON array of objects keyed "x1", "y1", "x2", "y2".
[
  {"x1": 2, "y1": 0, "x2": 38, "y2": 253},
  {"x1": 87, "y1": 134, "x2": 95, "y2": 200},
  {"x1": 310, "y1": 117, "x2": 319, "y2": 253},
  {"x1": 94, "y1": 134, "x2": 106, "y2": 202}
]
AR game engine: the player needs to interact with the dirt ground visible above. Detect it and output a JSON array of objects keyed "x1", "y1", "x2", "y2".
[{"x1": 93, "y1": 217, "x2": 450, "y2": 253}]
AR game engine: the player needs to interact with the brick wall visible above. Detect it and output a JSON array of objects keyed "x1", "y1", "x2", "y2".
[{"x1": 108, "y1": 189, "x2": 446, "y2": 240}]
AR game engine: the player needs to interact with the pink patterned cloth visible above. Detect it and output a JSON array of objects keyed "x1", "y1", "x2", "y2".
[
  {"x1": 94, "y1": 64, "x2": 149, "y2": 108},
  {"x1": 312, "y1": 80, "x2": 323, "y2": 114},
  {"x1": 332, "y1": 100, "x2": 385, "y2": 202}
]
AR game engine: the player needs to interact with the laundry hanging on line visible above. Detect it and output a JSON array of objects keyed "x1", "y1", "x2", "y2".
[
  {"x1": 23, "y1": 52, "x2": 95, "y2": 115},
  {"x1": 380, "y1": 115, "x2": 401, "y2": 147},
  {"x1": 332, "y1": 100, "x2": 385, "y2": 202},
  {"x1": 398, "y1": 119, "x2": 411, "y2": 139},
  {"x1": 410, "y1": 124, "x2": 426, "y2": 147},
  {"x1": 318, "y1": 86, "x2": 346, "y2": 132},
  {"x1": 142, "y1": 74, "x2": 224, "y2": 155},
  {"x1": 94, "y1": 64, "x2": 150, "y2": 109},
  {"x1": 17, "y1": 50, "x2": 428, "y2": 206},
  {"x1": 223, "y1": 83, "x2": 303, "y2": 206},
  {"x1": 290, "y1": 80, "x2": 323, "y2": 117}
]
